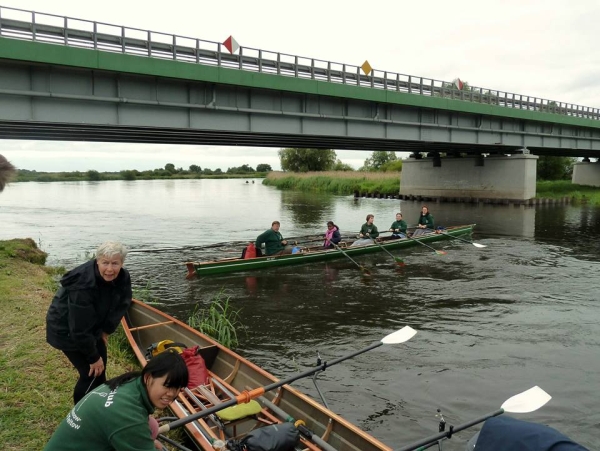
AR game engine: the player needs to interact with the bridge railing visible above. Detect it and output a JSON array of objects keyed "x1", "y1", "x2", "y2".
[{"x1": 1, "y1": 5, "x2": 598, "y2": 121}]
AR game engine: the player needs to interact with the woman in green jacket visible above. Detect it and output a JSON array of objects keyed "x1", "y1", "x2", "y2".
[
  {"x1": 413, "y1": 205, "x2": 434, "y2": 237},
  {"x1": 44, "y1": 351, "x2": 189, "y2": 451}
]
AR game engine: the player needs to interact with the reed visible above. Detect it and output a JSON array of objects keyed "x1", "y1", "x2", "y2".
[
  {"x1": 187, "y1": 291, "x2": 244, "y2": 349},
  {"x1": 536, "y1": 180, "x2": 600, "y2": 205},
  {"x1": 263, "y1": 171, "x2": 401, "y2": 195}
]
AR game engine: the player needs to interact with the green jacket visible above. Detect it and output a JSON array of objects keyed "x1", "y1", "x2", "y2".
[
  {"x1": 389, "y1": 220, "x2": 408, "y2": 234},
  {"x1": 255, "y1": 228, "x2": 285, "y2": 255},
  {"x1": 44, "y1": 378, "x2": 156, "y2": 451},
  {"x1": 417, "y1": 213, "x2": 434, "y2": 229},
  {"x1": 359, "y1": 222, "x2": 379, "y2": 238}
]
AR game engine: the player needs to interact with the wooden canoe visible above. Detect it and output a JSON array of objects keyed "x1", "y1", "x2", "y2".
[
  {"x1": 122, "y1": 299, "x2": 393, "y2": 451},
  {"x1": 186, "y1": 224, "x2": 476, "y2": 277}
]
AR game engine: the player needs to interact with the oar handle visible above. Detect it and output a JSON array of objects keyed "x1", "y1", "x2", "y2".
[{"x1": 396, "y1": 408, "x2": 504, "y2": 451}]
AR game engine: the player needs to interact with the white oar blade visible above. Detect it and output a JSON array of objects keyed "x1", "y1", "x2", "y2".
[
  {"x1": 381, "y1": 326, "x2": 417, "y2": 344},
  {"x1": 501, "y1": 386, "x2": 551, "y2": 413},
  {"x1": 473, "y1": 243, "x2": 487, "y2": 248}
]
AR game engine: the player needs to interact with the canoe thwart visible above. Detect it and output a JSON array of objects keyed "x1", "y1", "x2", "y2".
[{"x1": 128, "y1": 320, "x2": 174, "y2": 332}]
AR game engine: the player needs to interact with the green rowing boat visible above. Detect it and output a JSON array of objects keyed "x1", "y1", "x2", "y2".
[{"x1": 186, "y1": 224, "x2": 476, "y2": 277}]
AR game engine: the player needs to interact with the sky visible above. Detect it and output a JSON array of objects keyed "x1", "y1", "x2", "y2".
[{"x1": 1, "y1": 0, "x2": 599, "y2": 172}]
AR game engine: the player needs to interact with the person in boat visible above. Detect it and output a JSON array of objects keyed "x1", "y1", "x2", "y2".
[
  {"x1": 43, "y1": 350, "x2": 189, "y2": 451},
  {"x1": 351, "y1": 214, "x2": 379, "y2": 247},
  {"x1": 323, "y1": 221, "x2": 341, "y2": 249},
  {"x1": 255, "y1": 221, "x2": 292, "y2": 255},
  {"x1": 0, "y1": 154, "x2": 17, "y2": 192},
  {"x1": 46, "y1": 241, "x2": 132, "y2": 405},
  {"x1": 412, "y1": 205, "x2": 434, "y2": 237},
  {"x1": 388, "y1": 212, "x2": 408, "y2": 239}
]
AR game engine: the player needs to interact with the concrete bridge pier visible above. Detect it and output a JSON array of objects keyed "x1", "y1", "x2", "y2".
[
  {"x1": 572, "y1": 160, "x2": 600, "y2": 187},
  {"x1": 400, "y1": 154, "x2": 538, "y2": 201}
]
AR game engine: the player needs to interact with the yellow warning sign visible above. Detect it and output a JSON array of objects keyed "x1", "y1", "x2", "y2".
[{"x1": 361, "y1": 60, "x2": 372, "y2": 75}]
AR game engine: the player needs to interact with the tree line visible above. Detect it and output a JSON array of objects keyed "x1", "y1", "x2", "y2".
[{"x1": 278, "y1": 148, "x2": 580, "y2": 181}]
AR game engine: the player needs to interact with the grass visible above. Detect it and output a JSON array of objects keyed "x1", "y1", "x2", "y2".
[
  {"x1": 187, "y1": 291, "x2": 244, "y2": 349},
  {"x1": 0, "y1": 238, "x2": 155, "y2": 450},
  {"x1": 263, "y1": 171, "x2": 401, "y2": 195},
  {"x1": 264, "y1": 172, "x2": 600, "y2": 204},
  {"x1": 536, "y1": 180, "x2": 600, "y2": 205}
]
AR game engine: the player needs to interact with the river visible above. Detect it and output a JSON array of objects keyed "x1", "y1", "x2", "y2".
[{"x1": 1, "y1": 179, "x2": 598, "y2": 450}]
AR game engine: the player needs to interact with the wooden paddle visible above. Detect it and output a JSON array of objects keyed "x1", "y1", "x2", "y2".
[
  {"x1": 158, "y1": 326, "x2": 417, "y2": 434},
  {"x1": 396, "y1": 386, "x2": 551, "y2": 451},
  {"x1": 374, "y1": 239, "x2": 405, "y2": 266},
  {"x1": 437, "y1": 230, "x2": 487, "y2": 248},
  {"x1": 332, "y1": 243, "x2": 371, "y2": 275},
  {"x1": 406, "y1": 233, "x2": 447, "y2": 255}
]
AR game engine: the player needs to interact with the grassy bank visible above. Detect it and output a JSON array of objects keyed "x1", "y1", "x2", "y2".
[
  {"x1": 263, "y1": 171, "x2": 401, "y2": 195},
  {"x1": 0, "y1": 239, "x2": 136, "y2": 450},
  {"x1": 536, "y1": 180, "x2": 600, "y2": 205},
  {"x1": 264, "y1": 172, "x2": 600, "y2": 205}
]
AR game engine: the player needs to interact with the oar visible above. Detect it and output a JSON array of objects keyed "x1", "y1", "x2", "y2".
[
  {"x1": 396, "y1": 386, "x2": 551, "y2": 451},
  {"x1": 374, "y1": 240, "x2": 405, "y2": 266},
  {"x1": 406, "y1": 234, "x2": 447, "y2": 256},
  {"x1": 158, "y1": 326, "x2": 417, "y2": 434},
  {"x1": 438, "y1": 230, "x2": 487, "y2": 248},
  {"x1": 332, "y1": 243, "x2": 371, "y2": 275}
]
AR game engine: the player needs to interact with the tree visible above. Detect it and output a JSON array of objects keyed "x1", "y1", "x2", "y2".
[
  {"x1": 333, "y1": 159, "x2": 354, "y2": 171},
  {"x1": 164, "y1": 163, "x2": 176, "y2": 174},
  {"x1": 256, "y1": 163, "x2": 272, "y2": 172},
  {"x1": 278, "y1": 148, "x2": 337, "y2": 172},
  {"x1": 537, "y1": 156, "x2": 577, "y2": 181},
  {"x1": 361, "y1": 151, "x2": 397, "y2": 171},
  {"x1": 86, "y1": 170, "x2": 101, "y2": 181},
  {"x1": 121, "y1": 170, "x2": 136, "y2": 180},
  {"x1": 189, "y1": 164, "x2": 202, "y2": 173}
]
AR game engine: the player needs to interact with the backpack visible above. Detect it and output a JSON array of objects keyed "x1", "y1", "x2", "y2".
[{"x1": 241, "y1": 243, "x2": 262, "y2": 259}]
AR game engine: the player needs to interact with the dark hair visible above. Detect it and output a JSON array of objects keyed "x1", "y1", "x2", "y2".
[
  {"x1": 106, "y1": 350, "x2": 189, "y2": 390},
  {"x1": 421, "y1": 205, "x2": 429, "y2": 214},
  {"x1": 366, "y1": 214, "x2": 374, "y2": 221},
  {"x1": 271, "y1": 220, "x2": 280, "y2": 226},
  {"x1": 326, "y1": 221, "x2": 338, "y2": 229}
]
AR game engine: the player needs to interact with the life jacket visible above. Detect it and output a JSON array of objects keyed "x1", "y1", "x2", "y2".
[{"x1": 145, "y1": 340, "x2": 187, "y2": 360}]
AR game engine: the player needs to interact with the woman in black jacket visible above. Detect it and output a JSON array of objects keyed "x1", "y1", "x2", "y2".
[{"x1": 46, "y1": 241, "x2": 132, "y2": 404}]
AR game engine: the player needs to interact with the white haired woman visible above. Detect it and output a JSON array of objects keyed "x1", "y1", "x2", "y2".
[{"x1": 46, "y1": 241, "x2": 132, "y2": 404}]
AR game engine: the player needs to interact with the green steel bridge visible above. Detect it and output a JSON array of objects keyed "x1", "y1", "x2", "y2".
[{"x1": 0, "y1": 5, "x2": 599, "y2": 161}]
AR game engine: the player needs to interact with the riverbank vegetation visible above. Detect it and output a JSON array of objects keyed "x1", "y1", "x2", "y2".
[
  {"x1": 15, "y1": 162, "x2": 271, "y2": 183},
  {"x1": 536, "y1": 181, "x2": 600, "y2": 205},
  {"x1": 263, "y1": 170, "x2": 402, "y2": 195},
  {"x1": 0, "y1": 239, "x2": 214, "y2": 449},
  {"x1": 0, "y1": 239, "x2": 136, "y2": 450}
]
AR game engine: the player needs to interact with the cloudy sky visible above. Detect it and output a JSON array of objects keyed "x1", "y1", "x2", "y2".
[{"x1": 1, "y1": 0, "x2": 599, "y2": 172}]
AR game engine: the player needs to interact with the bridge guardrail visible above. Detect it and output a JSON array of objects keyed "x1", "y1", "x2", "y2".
[{"x1": 1, "y1": 5, "x2": 598, "y2": 121}]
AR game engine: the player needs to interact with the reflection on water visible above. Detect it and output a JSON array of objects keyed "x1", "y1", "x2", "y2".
[{"x1": 1, "y1": 180, "x2": 599, "y2": 450}]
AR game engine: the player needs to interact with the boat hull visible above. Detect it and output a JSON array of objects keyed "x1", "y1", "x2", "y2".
[
  {"x1": 122, "y1": 300, "x2": 392, "y2": 451},
  {"x1": 187, "y1": 225, "x2": 476, "y2": 277}
]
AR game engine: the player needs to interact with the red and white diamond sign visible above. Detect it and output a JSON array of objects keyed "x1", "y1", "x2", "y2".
[{"x1": 223, "y1": 35, "x2": 240, "y2": 54}]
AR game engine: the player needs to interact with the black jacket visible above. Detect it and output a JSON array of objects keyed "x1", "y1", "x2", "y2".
[{"x1": 46, "y1": 259, "x2": 132, "y2": 364}]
